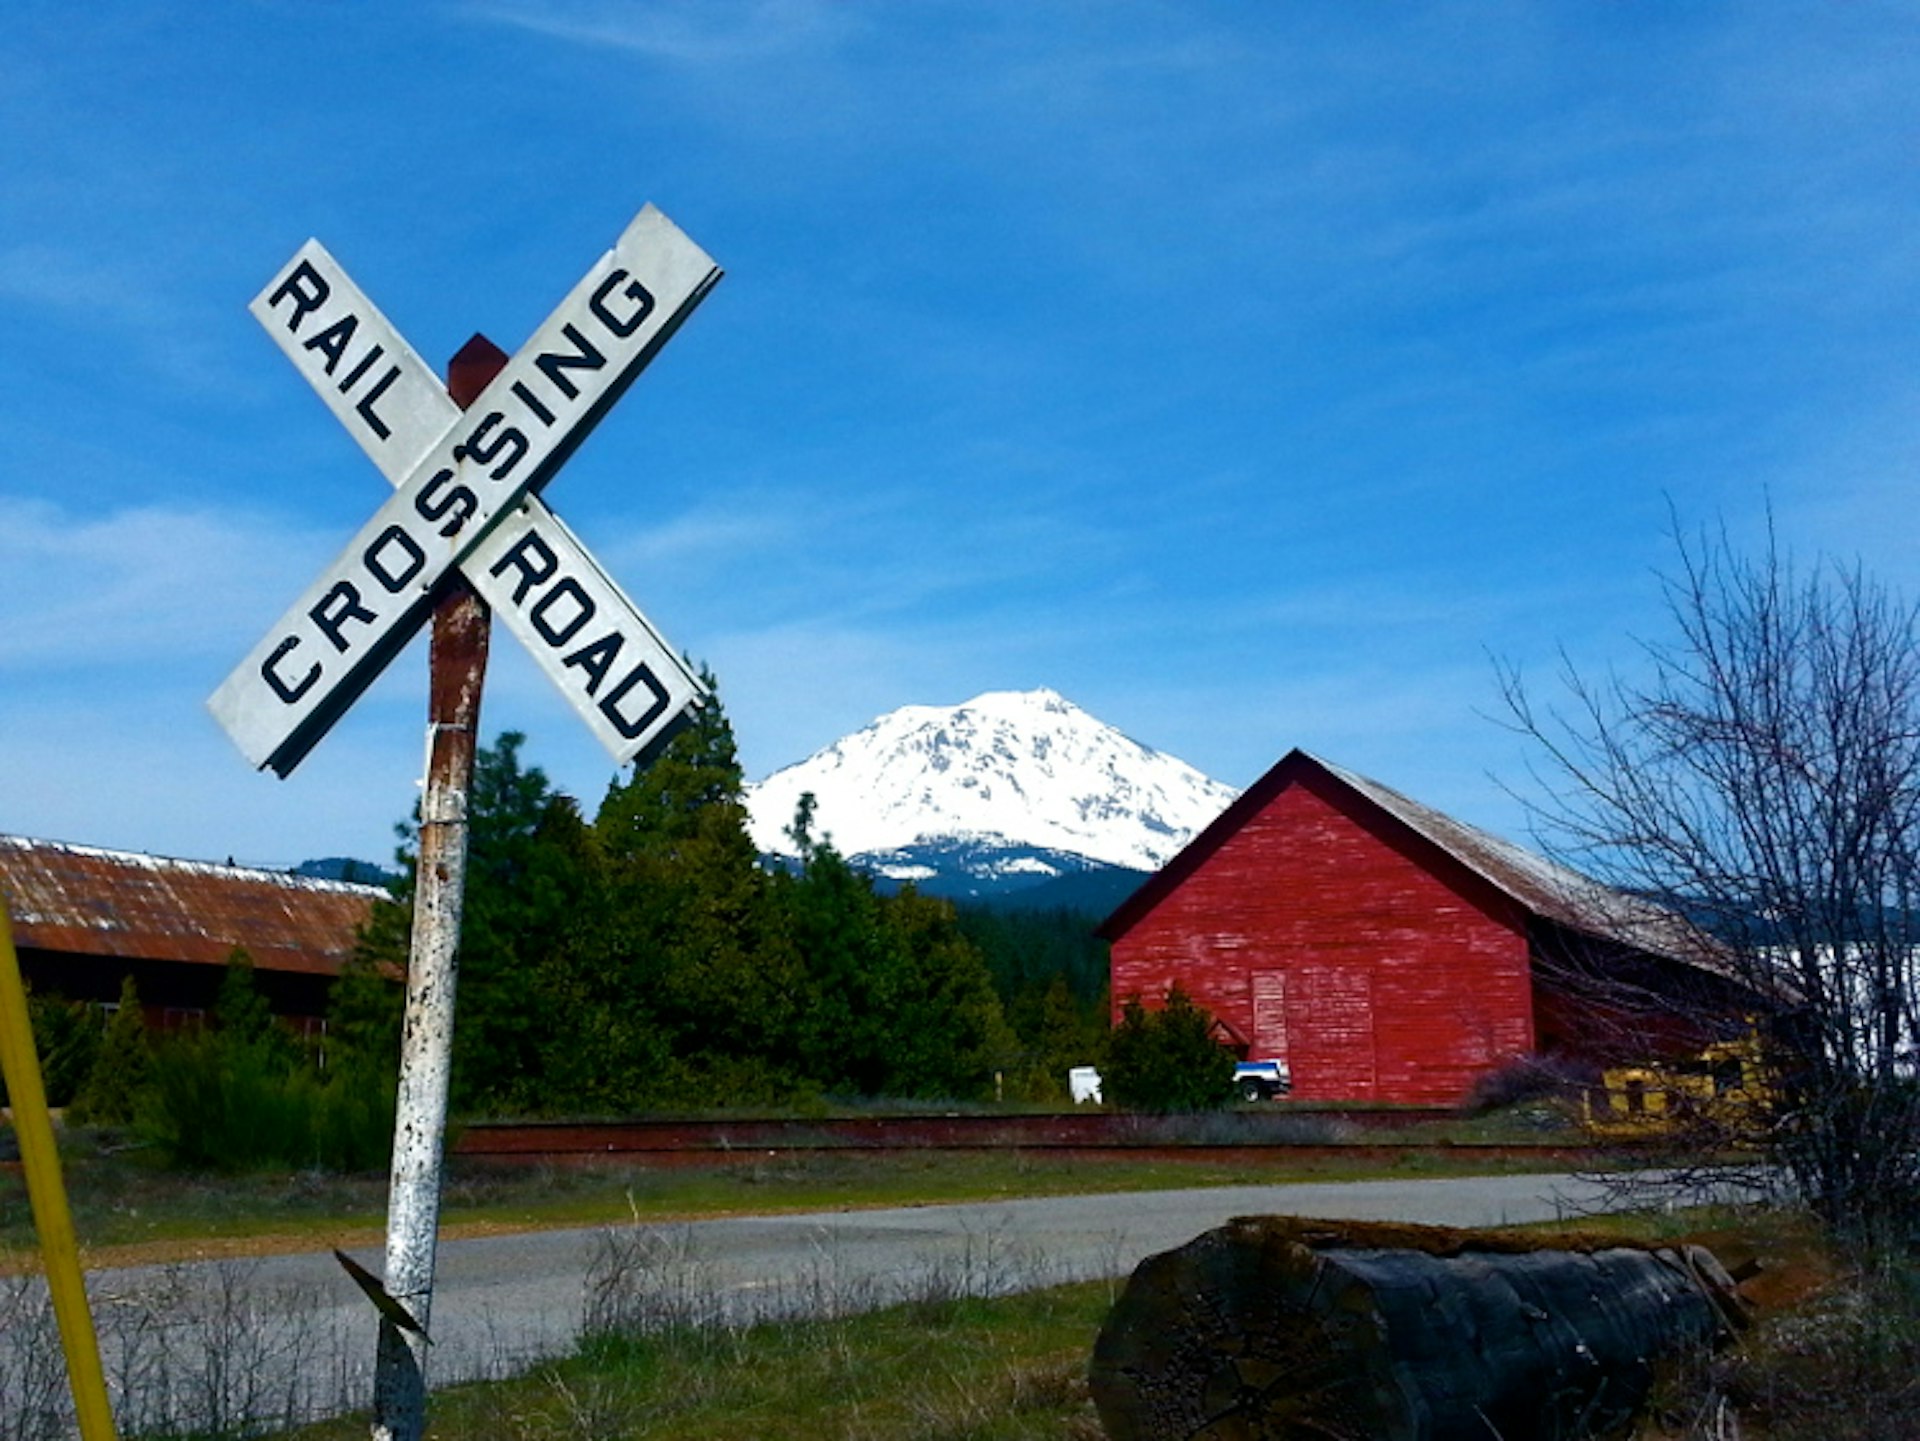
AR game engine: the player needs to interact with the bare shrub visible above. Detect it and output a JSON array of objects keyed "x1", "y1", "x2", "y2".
[
  {"x1": 1464, "y1": 1052, "x2": 1583, "y2": 1113},
  {"x1": 533, "y1": 1369, "x2": 642, "y2": 1441},
  {"x1": 907, "y1": 1223, "x2": 1053, "y2": 1324},
  {"x1": 100, "y1": 1260, "x2": 353, "y2": 1437},
  {"x1": 1502, "y1": 520, "x2": 1920, "y2": 1247},
  {"x1": 0, "y1": 1255, "x2": 358, "y2": 1440},
  {"x1": 581, "y1": 1223, "x2": 730, "y2": 1345},
  {"x1": 0, "y1": 1269, "x2": 67, "y2": 1441}
]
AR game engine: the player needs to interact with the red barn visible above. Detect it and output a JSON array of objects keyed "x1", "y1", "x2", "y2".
[{"x1": 1098, "y1": 750, "x2": 1752, "y2": 1106}]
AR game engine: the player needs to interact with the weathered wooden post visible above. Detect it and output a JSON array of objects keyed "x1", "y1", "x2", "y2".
[
  {"x1": 1089, "y1": 1217, "x2": 1749, "y2": 1441},
  {"x1": 207, "y1": 209, "x2": 721, "y2": 1439},
  {"x1": 367, "y1": 337, "x2": 501, "y2": 1441}
]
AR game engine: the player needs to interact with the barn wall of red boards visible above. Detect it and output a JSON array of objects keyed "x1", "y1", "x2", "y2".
[{"x1": 1097, "y1": 749, "x2": 1742, "y2": 1108}]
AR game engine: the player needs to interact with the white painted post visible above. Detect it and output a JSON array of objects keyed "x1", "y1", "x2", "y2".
[{"x1": 369, "y1": 339, "x2": 503, "y2": 1441}]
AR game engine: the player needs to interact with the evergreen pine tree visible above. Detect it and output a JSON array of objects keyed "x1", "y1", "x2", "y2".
[
  {"x1": 69, "y1": 974, "x2": 150, "y2": 1126},
  {"x1": 873, "y1": 885, "x2": 1017, "y2": 1099},
  {"x1": 1006, "y1": 974, "x2": 1109, "y2": 1101},
  {"x1": 596, "y1": 679, "x2": 806, "y2": 1103},
  {"x1": 214, "y1": 949, "x2": 277, "y2": 1044},
  {"x1": 9, "y1": 986, "x2": 100, "y2": 1109},
  {"x1": 356, "y1": 729, "x2": 614, "y2": 1113},
  {"x1": 782, "y1": 816, "x2": 891, "y2": 1094},
  {"x1": 779, "y1": 796, "x2": 1014, "y2": 1100},
  {"x1": 326, "y1": 949, "x2": 403, "y2": 1073},
  {"x1": 954, "y1": 901, "x2": 1113, "y2": 1097},
  {"x1": 450, "y1": 733, "x2": 575, "y2": 1111}
]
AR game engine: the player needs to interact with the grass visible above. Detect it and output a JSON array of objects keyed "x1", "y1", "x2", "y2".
[
  {"x1": 1698, "y1": 1261, "x2": 1920, "y2": 1440},
  {"x1": 1626, "y1": 1211, "x2": 1920, "y2": 1441},
  {"x1": 287, "y1": 1284, "x2": 1114, "y2": 1441},
  {"x1": 1, "y1": 1109, "x2": 1598, "y2": 1267}
]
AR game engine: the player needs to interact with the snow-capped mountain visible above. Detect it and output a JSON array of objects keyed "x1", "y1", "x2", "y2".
[{"x1": 745, "y1": 689, "x2": 1239, "y2": 897}]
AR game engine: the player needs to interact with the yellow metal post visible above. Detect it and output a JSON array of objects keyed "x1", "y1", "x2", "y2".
[{"x1": 0, "y1": 900, "x2": 118, "y2": 1440}]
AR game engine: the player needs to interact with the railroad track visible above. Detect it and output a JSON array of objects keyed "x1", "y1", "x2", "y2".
[{"x1": 452, "y1": 1110, "x2": 1613, "y2": 1165}]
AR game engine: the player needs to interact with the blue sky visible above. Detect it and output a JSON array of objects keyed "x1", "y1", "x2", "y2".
[{"x1": 5, "y1": 3, "x2": 1920, "y2": 870}]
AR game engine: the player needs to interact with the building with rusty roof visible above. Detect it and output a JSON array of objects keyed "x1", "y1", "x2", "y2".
[
  {"x1": 1098, "y1": 749, "x2": 1763, "y2": 1106},
  {"x1": 0, "y1": 835, "x2": 389, "y2": 1031}
]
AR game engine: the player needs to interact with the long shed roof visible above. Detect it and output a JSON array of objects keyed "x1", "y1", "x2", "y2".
[
  {"x1": 1099, "y1": 749, "x2": 1715, "y2": 970},
  {"x1": 0, "y1": 835, "x2": 387, "y2": 978}
]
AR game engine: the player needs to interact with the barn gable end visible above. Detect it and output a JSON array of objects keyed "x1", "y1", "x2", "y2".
[
  {"x1": 1100, "y1": 750, "x2": 1734, "y2": 1106},
  {"x1": 1103, "y1": 754, "x2": 1535, "y2": 1105}
]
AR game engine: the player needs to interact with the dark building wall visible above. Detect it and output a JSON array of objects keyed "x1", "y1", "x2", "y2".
[{"x1": 18, "y1": 947, "x2": 337, "y2": 1030}]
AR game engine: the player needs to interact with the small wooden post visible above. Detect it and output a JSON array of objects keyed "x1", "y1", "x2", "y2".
[{"x1": 369, "y1": 335, "x2": 507, "y2": 1441}]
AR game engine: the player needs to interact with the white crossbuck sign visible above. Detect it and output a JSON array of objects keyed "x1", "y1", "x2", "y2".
[{"x1": 209, "y1": 206, "x2": 721, "y2": 777}]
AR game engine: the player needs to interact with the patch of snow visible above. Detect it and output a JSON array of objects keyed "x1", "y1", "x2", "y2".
[{"x1": 990, "y1": 856, "x2": 1064, "y2": 877}]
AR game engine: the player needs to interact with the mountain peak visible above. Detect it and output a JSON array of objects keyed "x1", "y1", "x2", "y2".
[
  {"x1": 744, "y1": 688, "x2": 1238, "y2": 874},
  {"x1": 887, "y1": 686, "x2": 1076, "y2": 726}
]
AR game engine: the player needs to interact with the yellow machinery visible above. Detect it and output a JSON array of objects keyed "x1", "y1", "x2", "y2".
[{"x1": 1582, "y1": 1034, "x2": 1772, "y2": 1138}]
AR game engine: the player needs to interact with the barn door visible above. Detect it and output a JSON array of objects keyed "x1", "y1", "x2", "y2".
[{"x1": 1250, "y1": 970, "x2": 1289, "y2": 1064}]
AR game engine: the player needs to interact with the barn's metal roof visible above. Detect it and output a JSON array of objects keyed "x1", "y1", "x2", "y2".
[
  {"x1": 1099, "y1": 750, "x2": 1722, "y2": 973},
  {"x1": 1307, "y1": 755, "x2": 1719, "y2": 968},
  {"x1": 0, "y1": 835, "x2": 388, "y2": 977}
]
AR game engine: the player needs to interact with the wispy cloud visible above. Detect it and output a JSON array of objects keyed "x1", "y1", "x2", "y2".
[
  {"x1": 0, "y1": 497, "x2": 339, "y2": 670},
  {"x1": 458, "y1": 0, "x2": 854, "y2": 64},
  {"x1": 591, "y1": 499, "x2": 800, "y2": 575},
  {"x1": 0, "y1": 245, "x2": 166, "y2": 322},
  {"x1": 0, "y1": 241, "x2": 252, "y2": 407}
]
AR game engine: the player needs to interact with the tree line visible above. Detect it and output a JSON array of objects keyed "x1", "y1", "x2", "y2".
[
  {"x1": 342, "y1": 687, "x2": 1117, "y2": 1116},
  {"x1": 12, "y1": 677, "x2": 1245, "y2": 1171}
]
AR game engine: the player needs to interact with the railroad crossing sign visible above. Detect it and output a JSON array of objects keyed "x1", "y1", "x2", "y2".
[{"x1": 208, "y1": 205, "x2": 720, "y2": 776}]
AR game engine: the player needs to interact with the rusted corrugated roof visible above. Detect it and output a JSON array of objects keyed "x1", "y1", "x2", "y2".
[{"x1": 0, "y1": 835, "x2": 388, "y2": 977}]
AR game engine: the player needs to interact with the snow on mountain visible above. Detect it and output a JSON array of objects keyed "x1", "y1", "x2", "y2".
[{"x1": 744, "y1": 688, "x2": 1239, "y2": 877}]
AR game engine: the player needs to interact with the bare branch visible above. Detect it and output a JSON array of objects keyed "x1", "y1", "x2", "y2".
[{"x1": 1498, "y1": 515, "x2": 1920, "y2": 1245}]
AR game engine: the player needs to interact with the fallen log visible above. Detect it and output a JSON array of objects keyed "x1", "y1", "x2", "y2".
[{"x1": 1089, "y1": 1217, "x2": 1749, "y2": 1441}]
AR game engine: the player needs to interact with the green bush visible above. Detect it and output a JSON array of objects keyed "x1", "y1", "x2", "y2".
[
  {"x1": 141, "y1": 1032, "x2": 293, "y2": 1169},
  {"x1": 1102, "y1": 985, "x2": 1238, "y2": 1112},
  {"x1": 10, "y1": 988, "x2": 100, "y2": 1109},
  {"x1": 138, "y1": 1032, "x2": 393, "y2": 1172},
  {"x1": 125, "y1": 948, "x2": 392, "y2": 1172},
  {"x1": 310, "y1": 1054, "x2": 398, "y2": 1172}
]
